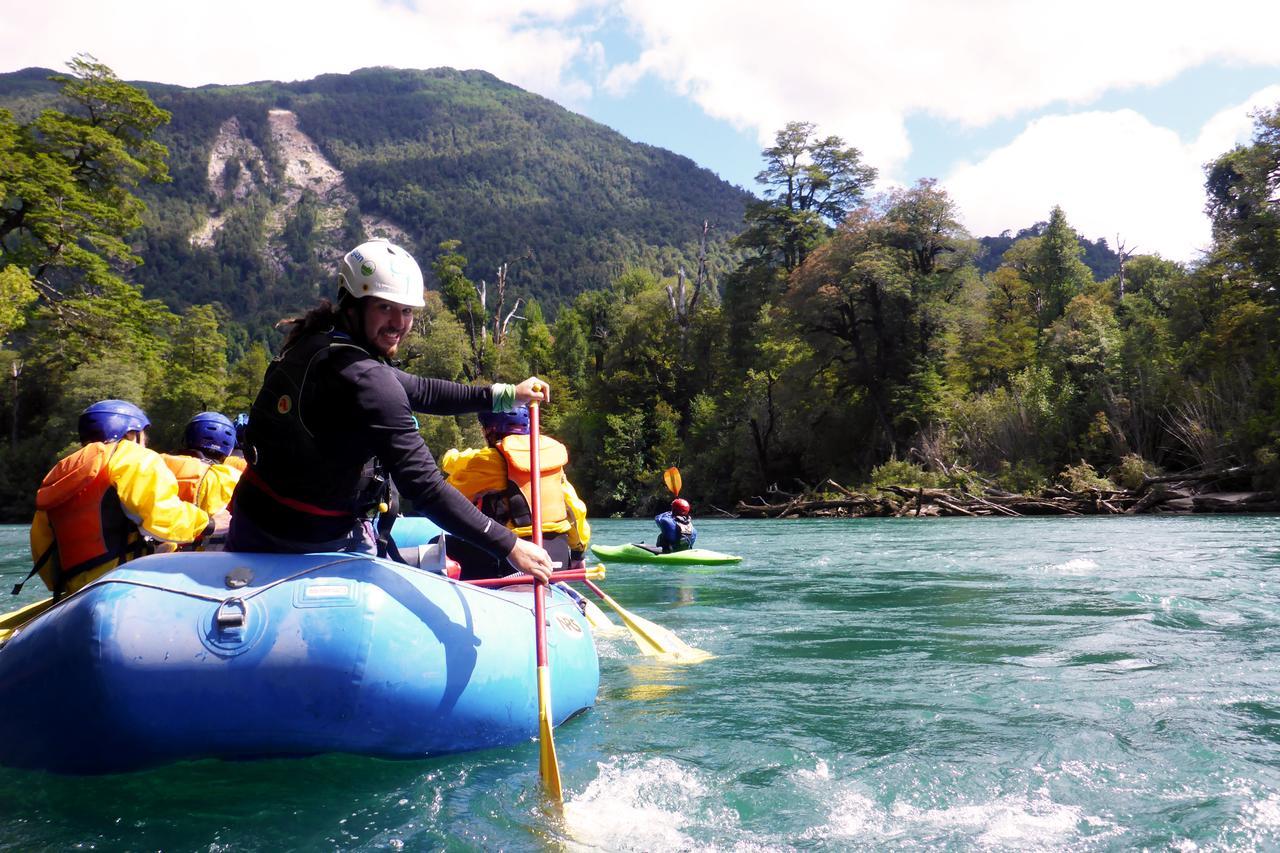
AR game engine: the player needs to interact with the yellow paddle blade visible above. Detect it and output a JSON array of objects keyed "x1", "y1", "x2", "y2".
[
  {"x1": 587, "y1": 571, "x2": 712, "y2": 664},
  {"x1": 581, "y1": 599, "x2": 624, "y2": 636},
  {"x1": 537, "y1": 665, "x2": 563, "y2": 801},
  {"x1": 663, "y1": 466, "x2": 682, "y2": 496},
  {"x1": 0, "y1": 596, "x2": 56, "y2": 645}
]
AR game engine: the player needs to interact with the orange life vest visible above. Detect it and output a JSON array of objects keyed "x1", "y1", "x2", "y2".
[
  {"x1": 481, "y1": 434, "x2": 569, "y2": 529},
  {"x1": 34, "y1": 443, "x2": 149, "y2": 594},
  {"x1": 161, "y1": 453, "x2": 208, "y2": 504}
]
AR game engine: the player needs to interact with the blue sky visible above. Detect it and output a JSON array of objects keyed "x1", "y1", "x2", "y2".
[{"x1": 8, "y1": 0, "x2": 1280, "y2": 262}]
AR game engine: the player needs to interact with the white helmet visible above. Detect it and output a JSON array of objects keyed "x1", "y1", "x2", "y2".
[{"x1": 338, "y1": 239, "x2": 425, "y2": 308}]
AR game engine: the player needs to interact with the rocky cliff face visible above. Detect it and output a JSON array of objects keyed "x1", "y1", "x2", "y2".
[{"x1": 192, "y1": 109, "x2": 408, "y2": 267}]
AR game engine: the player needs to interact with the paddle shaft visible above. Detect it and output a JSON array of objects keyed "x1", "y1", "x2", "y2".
[
  {"x1": 528, "y1": 397, "x2": 563, "y2": 801},
  {"x1": 467, "y1": 568, "x2": 600, "y2": 588},
  {"x1": 530, "y1": 400, "x2": 545, "y2": 664}
]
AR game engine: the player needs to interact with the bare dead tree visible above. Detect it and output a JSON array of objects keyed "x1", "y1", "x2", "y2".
[
  {"x1": 691, "y1": 219, "x2": 715, "y2": 310},
  {"x1": 491, "y1": 263, "x2": 508, "y2": 345},
  {"x1": 665, "y1": 267, "x2": 689, "y2": 326},
  {"x1": 498, "y1": 298, "x2": 525, "y2": 343},
  {"x1": 472, "y1": 278, "x2": 489, "y2": 343},
  {"x1": 9, "y1": 359, "x2": 20, "y2": 448},
  {"x1": 1116, "y1": 234, "x2": 1136, "y2": 298}
]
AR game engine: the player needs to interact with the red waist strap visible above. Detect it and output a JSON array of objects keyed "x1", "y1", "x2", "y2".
[{"x1": 241, "y1": 466, "x2": 350, "y2": 518}]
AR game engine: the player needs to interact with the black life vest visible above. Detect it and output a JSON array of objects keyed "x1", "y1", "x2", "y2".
[{"x1": 242, "y1": 329, "x2": 386, "y2": 533}]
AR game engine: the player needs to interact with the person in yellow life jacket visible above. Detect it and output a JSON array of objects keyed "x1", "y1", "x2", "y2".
[
  {"x1": 440, "y1": 405, "x2": 590, "y2": 580},
  {"x1": 24, "y1": 400, "x2": 213, "y2": 600},
  {"x1": 160, "y1": 411, "x2": 242, "y2": 516}
]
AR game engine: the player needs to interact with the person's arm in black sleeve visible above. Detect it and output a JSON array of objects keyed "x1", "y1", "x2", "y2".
[
  {"x1": 352, "y1": 362, "x2": 515, "y2": 557},
  {"x1": 393, "y1": 370, "x2": 493, "y2": 415}
]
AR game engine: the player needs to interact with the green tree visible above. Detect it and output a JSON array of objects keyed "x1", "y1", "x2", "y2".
[
  {"x1": 1205, "y1": 104, "x2": 1280, "y2": 296},
  {"x1": 225, "y1": 341, "x2": 271, "y2": 416},
  {"x1": 432, "y1": 239, "x2": 488, "y2": 380},
  {"x1": 0, "y1": 55, "x2": 170, "y2": 306},
  {"x1": 516, "y1": 299, "x2": 553, "y2": 377},
  {"x1": 148, "y1": 304, "x2": 228, "y2": 446},
  {"x1": 1027, "y1": 206, "x2": 1094, "y2": 328},
  {"x1": 550, "y1": 308, "x2": 589, "y2": 392},
  {"x1": 0, "y1": 266, "x2": 37, "y2": 342},
  {"x1": 402, "y1": 291, "x2": 470, "y2": 383},
  {"x1": 736, "y1": 120, "x2": 878, "y2": 273}
]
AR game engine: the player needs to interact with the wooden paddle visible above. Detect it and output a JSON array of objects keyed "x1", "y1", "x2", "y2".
[
  {"x1": 663, "y1": 466, "x2": 682, "y2": 497},
  {"x1": 528, "y1": 397, "x2": 563, "y2": 802}
]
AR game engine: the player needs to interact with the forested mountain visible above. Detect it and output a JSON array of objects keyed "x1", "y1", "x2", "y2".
[
  {"x1": 0, "y1": 65, "x2": 752, "y2": 341},
  {"x1": 977, "y1": 225, "x2": 1121, "y2": 280}
]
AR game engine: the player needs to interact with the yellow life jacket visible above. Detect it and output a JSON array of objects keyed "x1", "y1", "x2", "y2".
[
  {"x1": 482, "y1": 434, "x2": 569, "y2": 529},
  {"x1": 33, "y1": 442, "x2": 149, "y2": 594}
]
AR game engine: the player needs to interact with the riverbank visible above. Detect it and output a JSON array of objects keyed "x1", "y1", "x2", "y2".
[{"x1": 729, "y1": 469, "x2": 1280, "y2": 519}]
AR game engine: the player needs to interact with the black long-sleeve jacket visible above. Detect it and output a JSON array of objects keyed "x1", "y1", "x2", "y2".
[{"x1": 233, "y1": 327, "x2": 516, "y2": 557}]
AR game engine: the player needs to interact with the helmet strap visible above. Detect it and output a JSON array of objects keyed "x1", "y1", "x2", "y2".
[{"x1": 339, "y1": 294, "x2": 371, "y2": 347}]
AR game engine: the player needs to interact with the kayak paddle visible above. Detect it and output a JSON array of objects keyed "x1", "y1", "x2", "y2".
[
  {"x1": 528, "y1": 396, "x2": 563, "y2": 802},
  {"x1": 663, "y1": 466, "x2": 682, "y2": 497}
]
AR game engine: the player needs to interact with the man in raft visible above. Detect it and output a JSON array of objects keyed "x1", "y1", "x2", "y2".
[
  {"x1": 227, "y1": 238, "x2": 554, "y2": 583},
  {"x1": 441, "y1": 405, "x2": 591, "y2": 579},
  {"x1": 25, "y1": 400, "x2": 214, "y2": 599}
]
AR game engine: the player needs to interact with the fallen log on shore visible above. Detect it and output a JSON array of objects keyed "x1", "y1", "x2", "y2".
[{"x1": 730, "y1": 475, "x2": 1274, "y2": 519}]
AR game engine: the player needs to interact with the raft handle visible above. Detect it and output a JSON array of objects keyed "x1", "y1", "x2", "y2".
[{"x1": 215, "y1": 598, "x2": 247, "y2": 630}]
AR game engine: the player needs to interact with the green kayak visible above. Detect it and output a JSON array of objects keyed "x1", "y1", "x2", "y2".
[{"x1": 590, "y1": 543, "x2": 743, "y2": 565}]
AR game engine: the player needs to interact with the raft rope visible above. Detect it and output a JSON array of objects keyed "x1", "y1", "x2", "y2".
[
  {"x1": 4, "y1": 553, "x2": 550, "y2": 646},
  {"x1": 84, "y1": 555, "x2": 369, "y2": 605}
]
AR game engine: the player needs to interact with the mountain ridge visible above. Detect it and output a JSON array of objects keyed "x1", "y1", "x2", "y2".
[{"x1": 0, "y1": 65, "x2": 754, "y2": 337}]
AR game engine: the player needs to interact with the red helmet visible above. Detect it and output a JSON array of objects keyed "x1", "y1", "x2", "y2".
[{"x1": 671, "y1": 498, "x2": 691, "y2": 514}]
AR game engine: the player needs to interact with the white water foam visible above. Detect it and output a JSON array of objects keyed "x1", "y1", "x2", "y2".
[
  {"x1": 799, "y1": 774, "x2": 1112, "y2": 850},
  {"x1": 563, "y1": 756, "x2": 741, "y2": 851},
  {"x1": 1048, "y1": 558, "x2": 1100, "y2": 574}
]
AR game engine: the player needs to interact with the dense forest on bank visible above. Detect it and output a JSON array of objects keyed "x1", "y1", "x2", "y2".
[{"x1": 0, "y1": 57, "x2": 1277, "y2": 523}]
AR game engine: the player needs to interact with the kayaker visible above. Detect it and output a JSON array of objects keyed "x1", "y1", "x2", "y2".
[
  {"x1": 24, "y1": 400, "x2": 214, "y2": 599},
  {"x1": 655, "y1": 498, "x2": 697, "y2": 553},
  {"x1": 227, "y1": 238, "x2": 555, "y2": 583},
  {"x1": 441, "y1": 406, "x2": 591, "y2": 579},
  {"x1": 160, "y1": 411, "x2": 242, "y2": 517}
]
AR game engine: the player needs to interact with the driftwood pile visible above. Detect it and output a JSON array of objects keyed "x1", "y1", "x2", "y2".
[{"x1": 731, "y1": 470, "x2": 1280, "y2": 519}]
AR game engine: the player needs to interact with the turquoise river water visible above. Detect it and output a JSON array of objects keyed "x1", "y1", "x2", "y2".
[{"x1": 1, "y1": 515, "x2": 1280, "y2": 851}]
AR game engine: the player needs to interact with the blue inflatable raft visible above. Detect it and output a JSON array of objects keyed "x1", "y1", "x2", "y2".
[{"x1": 0, "y1": 549, "x2": 599, "y2": 774}]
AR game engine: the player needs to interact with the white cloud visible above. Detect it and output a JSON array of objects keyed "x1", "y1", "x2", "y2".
[
  {"x1": 1, "y1": 0, "x2": 601, "y2": 102},
  {"x1": 943, "y1": 111, "x2": 1207, "y2": 260},
  {"x1": 941, "y1": 88, "x2": 1280, "y2": 263},
  {"x1": 1192, "y1": 85, "x2": 1280, "y2": 162},
  {"x1": 609, "y1": 0, "x2": 1280, "y2": 179}
]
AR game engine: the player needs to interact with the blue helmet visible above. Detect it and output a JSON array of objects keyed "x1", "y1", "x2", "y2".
[
  {"x1": 478, "y1": 405, "x2": 530, "y2": 437},
  {"x1": 185, "y1": 411, "x2": 236, "y2": 459},
  {"x1": 78, "y1": 400, "x2": 150, "y2": 444}
]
